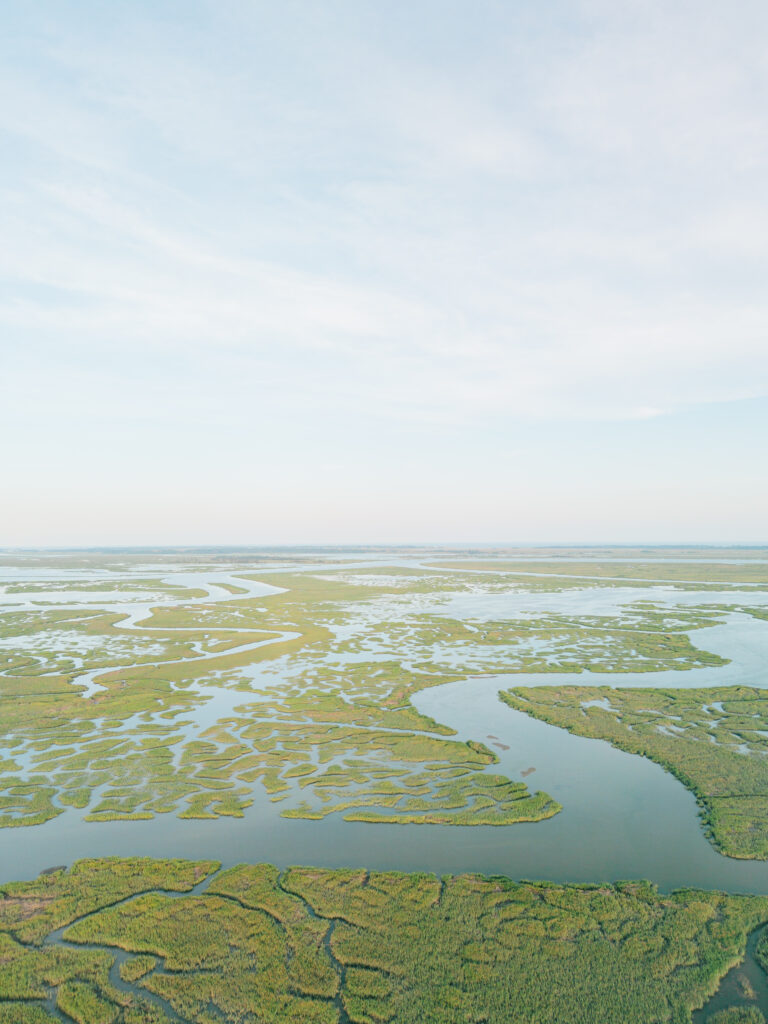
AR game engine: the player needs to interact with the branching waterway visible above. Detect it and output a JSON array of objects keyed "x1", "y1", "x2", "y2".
[{"x1": 2, "y1": 558, "x2": 768, "y2": 899}]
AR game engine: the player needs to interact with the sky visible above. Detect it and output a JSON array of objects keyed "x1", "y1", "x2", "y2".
[{"x1": 1, "y1": 0, "x2": 767, "y2": 546}]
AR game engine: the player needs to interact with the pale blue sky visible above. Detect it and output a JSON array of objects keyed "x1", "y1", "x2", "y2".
[{"x1": 1, "y1": 1, "x2": 766, "y2": 545}]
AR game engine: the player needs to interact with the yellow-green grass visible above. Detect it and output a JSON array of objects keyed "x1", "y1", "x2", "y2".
[
  {"x1": 0, "y1": 562, "x2": 747, "y2": 830},
  {"x1": 4, "y1": 856, "x2": 768, "y2": 1023}
]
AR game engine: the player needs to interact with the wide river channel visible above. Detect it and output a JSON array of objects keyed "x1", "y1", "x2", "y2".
[{"x1": 2, "y1": 559, "x2": 768, "y2": 896}]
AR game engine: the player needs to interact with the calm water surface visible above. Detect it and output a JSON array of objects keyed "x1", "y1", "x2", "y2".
[{"x1": 1, "y1": 561, "x2": 768, "y2": 896}]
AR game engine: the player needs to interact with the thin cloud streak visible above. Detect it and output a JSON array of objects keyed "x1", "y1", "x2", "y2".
[{"x1": 1, "y1": 1, "x2": 766, "y2": 542}]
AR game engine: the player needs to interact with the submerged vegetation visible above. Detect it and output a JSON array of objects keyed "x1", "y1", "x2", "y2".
[
  {"x1": 503, "y1": 685, "x2": 768, "y2": 859},
  {"x1": 707, "y1": 1011, "x2": 766, "y2": 1023},
  {"x1": 3, "y1": 560, "x2": 726, "y2": 830},
  {"x1": 1, "y1": 856, "x2": 768, "y2": 1023}
]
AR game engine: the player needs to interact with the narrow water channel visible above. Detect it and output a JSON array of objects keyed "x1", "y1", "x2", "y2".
[
  {"x1": 692, "y1": 926, "x2": 768, "y2": 1023},
  {"x1": 1, "y1": 565, "x2": 768, "y2": 899}
]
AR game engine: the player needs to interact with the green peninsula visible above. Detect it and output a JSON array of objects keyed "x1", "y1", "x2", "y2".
[{"x1": 503, "y1": 685, "x2": 768, "y2": 859}]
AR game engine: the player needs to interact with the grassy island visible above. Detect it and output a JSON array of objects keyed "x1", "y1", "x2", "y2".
[{"x1": 0, "y1": 558, "x2": 748, "y2": 830}]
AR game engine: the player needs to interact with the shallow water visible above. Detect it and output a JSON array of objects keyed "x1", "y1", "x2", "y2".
[
  {"x1": 691, "y1": 923, "x2": 768, "y2": 1022},
  {"x1": 2, "y1": 560, "x2": 768, "y2": 897}
]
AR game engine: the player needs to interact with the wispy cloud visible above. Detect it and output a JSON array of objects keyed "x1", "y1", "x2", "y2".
[{"x1": 1, "y1": 1, "x2": 766, "y2": 541}]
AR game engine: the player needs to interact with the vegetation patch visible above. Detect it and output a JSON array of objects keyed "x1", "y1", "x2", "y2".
[
  {"x1": 3, "y1": 856, "x2": 768, "y2": 1023},
  {"x1": 0, "y1": 557, "x2": 758, "y2": 831}
]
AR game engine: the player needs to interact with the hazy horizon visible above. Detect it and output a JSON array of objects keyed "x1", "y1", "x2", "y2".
[{"x1": 3, "y1": 542, "x2": 768, "y2": 554}]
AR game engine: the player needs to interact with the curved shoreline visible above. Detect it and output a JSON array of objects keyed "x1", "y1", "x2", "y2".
[{"x1": 2, "y1": 562, "x2": 768, "y2": 895}]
